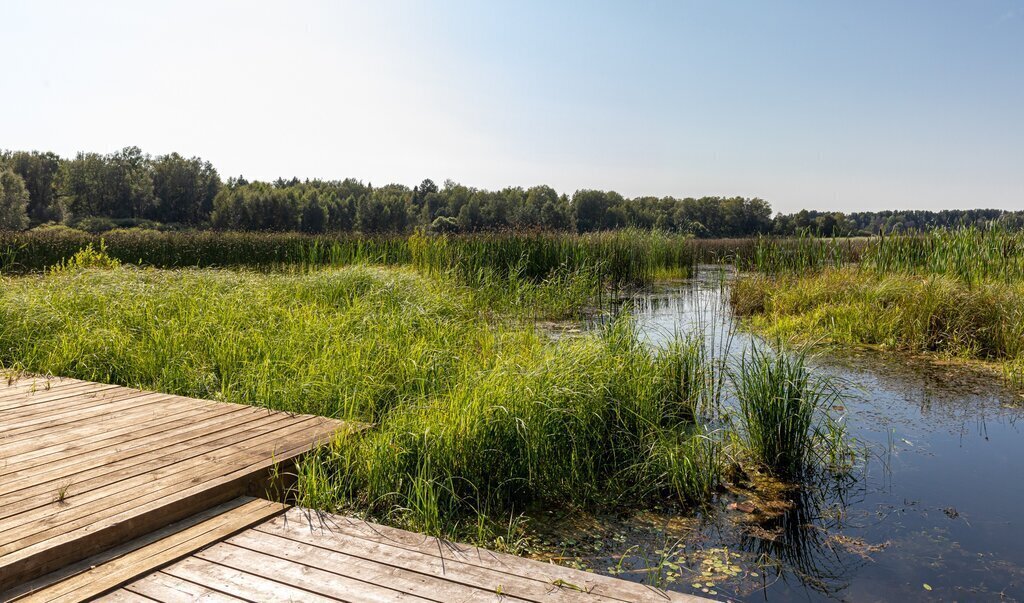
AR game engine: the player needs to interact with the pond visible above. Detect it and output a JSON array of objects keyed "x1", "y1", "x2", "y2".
[{"x1": 533, "y1": 267, "x2": 1024, "y2": 601}]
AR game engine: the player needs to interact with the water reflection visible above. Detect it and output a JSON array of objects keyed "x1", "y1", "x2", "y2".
[{"x1": 544, "y1": 267, "x2": 1024, "y2": 601}]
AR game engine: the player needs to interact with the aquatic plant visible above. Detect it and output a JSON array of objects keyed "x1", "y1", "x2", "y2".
[
  {"x1": 861, "y1": 225, "x2": 1024, "y2": 285},
  {"x1": 731, "y1": 267, "x2": 1024, "y2": 381},
  {"x1": 732, "y1": 344, "x2": 843, "y2": 478},
  {"x1": 0, "y1": 228, "x2": 697, "y2": 285},
  {"x1": 739, "y1": 232, "x2": 863, "y2": 275}
]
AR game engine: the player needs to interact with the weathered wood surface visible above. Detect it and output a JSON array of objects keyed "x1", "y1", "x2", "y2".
[
  {"x1": 0, "y1": 374, "x2": 346, "y2": 593},
  {"x1": 6, "y1": 497, "x2": 286, "y2": 602},
  {"x1": 109, "y1": 507, "x2": 709, "y2": 603}
]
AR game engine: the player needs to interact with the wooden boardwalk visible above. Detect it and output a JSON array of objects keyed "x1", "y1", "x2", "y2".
[
  {"x1": 0, "y1": 375, "x2": 344, "y2": 593},
  {"x1": 1, "y1": 375, "x2": 710, "y2": 603},
  {"x1": 34, "y1": 506, "x2": 704, "y2": 603}
]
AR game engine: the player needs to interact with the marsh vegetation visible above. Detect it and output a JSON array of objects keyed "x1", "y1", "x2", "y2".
[
  {"x1": 1, "y1": 225, "x2": 1022, "y2": 600},
  {"x1": 734, "y1": 227, "x2": 1024, "y2": 385},
  {"x1": 0, "y1": 233, "x2": 850, "y2": 544}
]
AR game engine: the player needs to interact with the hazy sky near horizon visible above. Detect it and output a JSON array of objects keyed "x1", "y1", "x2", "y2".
[{"x1": 2, "y1": 1, "x2": 1022, "y2": 214}]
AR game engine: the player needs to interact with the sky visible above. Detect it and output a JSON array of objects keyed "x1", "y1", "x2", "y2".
[{"x1": 1, "y1": 1, "x2": 1022, "y2": 214}]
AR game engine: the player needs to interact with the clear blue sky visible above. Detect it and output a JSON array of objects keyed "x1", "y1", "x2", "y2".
[{"x1": 2, "y1": 0, "x2": 1022, "y2": 213}]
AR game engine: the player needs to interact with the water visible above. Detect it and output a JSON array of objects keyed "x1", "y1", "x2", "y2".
[{"x1": 535, "y1": 267, "x2": 1024, "y2": 602}]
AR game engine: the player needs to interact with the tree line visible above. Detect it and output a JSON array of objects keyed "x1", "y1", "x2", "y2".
[{"x1": 2, "y1": 147, "x2": 1021, "y2": 235}]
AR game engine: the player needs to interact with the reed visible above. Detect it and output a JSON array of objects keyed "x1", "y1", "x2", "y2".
[
  {"x1": 739, "y1": 232, "x2": 864, "y2": 275},
  {"x1": 732, "y1": 344, "x2": 842, "y2": 478},
  {"x1": 861, "y1": 225, "x2": 1024, "y2": 285},
  {"x1": 409, "y1": 229, "x2": 697, "y2": 287},
  {"x1": 731, "y1": 268, "x2": 1024, "y2": 385},
  {"x1": 741, "y1": 226, "x2": 1024, "y2": 285},
  {"x1": 0, "y1": 228, "x2": 698, "y2": 284}
]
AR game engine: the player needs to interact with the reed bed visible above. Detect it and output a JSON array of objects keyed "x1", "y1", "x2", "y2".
[
  {"x1": 0, "y1": 228, "x2": 697, "y2": 281},
  {"x1": 0, "y1": 257, "x2": 847, "y2": 543},
  {"x1": 732, "y1": 269, "x2": 1024, "y2": 385},
  {"x1": 861, "y1": 225, "x2": 1024, "y2": 285},
  {"x1": 734, "y1": 226, "x2": 1024, "y2": 385},
  {"x1": 410, "y1": 230, "x2": 697, "y2": 286},
  {"x1": 738, "y1": 233, "x2": 865, "y2": 275},
  {"x1": 742, "y1": 226, "x2": 1024, "y2": 284},
  {"x1": 0, "y1": 228, "x2": 411, "y2": 273}
]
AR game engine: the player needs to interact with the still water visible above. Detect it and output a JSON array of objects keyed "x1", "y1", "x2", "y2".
[{"x1": 537, "y1": 268, "x2": 1024, "y2": 602}]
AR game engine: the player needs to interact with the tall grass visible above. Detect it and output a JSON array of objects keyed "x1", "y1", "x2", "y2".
[
  {"x1": 732, "y1": 269, "x2": 1024, "y2": 385},
  {"x1": 0, "y1": 228, "x2": 697, "y2": 284},
  {"x1": 409, "y1": 229, "x2": 697, "y2": 287},
  {"x1": 861, "y1": 225, "x2": 1024, "y2": 285},
  {"x1": 742, "y1": 226, "x2": 1024, "y2": 285},
  {"x1": 735, "y1": 226, "x2": 1024, "y2": 386},
  {"x1": 733, "y1": 344, "x2": 843, "y2": 478},
  {"x1": 0, "y1": 263, "x2": 735, "y2": 541},
  {"x1": 739, "y1": 232, "x2": 864, "y2": 275},
  {"x1": 0, "y1": 228, "x2": 411, "y2": 273},
  {"x1": 303, "y1": 320, "x2": 727, "y2": 538}
]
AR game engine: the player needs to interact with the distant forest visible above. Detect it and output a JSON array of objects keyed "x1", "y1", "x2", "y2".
[{"x1": 1, "y1": 147, "x2": 1021, "y2": 236}]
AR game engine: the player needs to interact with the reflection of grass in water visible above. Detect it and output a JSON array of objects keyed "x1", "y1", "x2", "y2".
[{"x1": 733, "y1": 466, "x2": 869, "y2": 598}]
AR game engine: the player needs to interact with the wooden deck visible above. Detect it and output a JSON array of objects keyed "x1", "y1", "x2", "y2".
[
  {"x1": 1, "y1": 374, "x2": 712, "y2": 603},
  {"x1": 0, "y1": 375, "x2": 345, "y2": 593},
  {"x1": 103, "y1": 507, "x2": 704, "y2": 603}
]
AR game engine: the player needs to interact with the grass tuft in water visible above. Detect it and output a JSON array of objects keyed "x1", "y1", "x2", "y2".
[{"x1": 733, "y1": 344, "x2": 846, "y2": 478}]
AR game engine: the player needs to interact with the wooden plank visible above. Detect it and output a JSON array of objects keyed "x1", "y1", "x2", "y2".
[
  {"x1": 1, "y1": 498, "x2": 255, "y2": 600},
  {"x1": 266, "y1": 510, "x2": 697, "y2": 603},
  {"x1": 0, "y1": 400, "x2": 248, "y2": 472},
  {"x1": 0, "y1": 404, "x2": 231, "y2": 472},
  {"x1": 162, "y1": 557, "x2": 339, "y2": 603},
  {"x1": 0, "y1": 376, "x2": 87, "y2": 398},
  {"x1": 0, "y1": 416, "x2": 324, "y2": 541},
  {"x1": 7, "y1": 498, "x2": 286, "y2": 603},
  {"x1": 228, "y1": 530, "x2": 537, "y2": 603},
  {"x1": 0, "y1": 406, "x2": 281, "y2": 506},
  {"x1": 0, "y1": 385, "x2": 144, "y2": 421},
  {"x1": 0, "y1": 379, "x2": 117, "y2": 406},
  {"x1": 124, "y1": 572, "x2": 247, "y2": 603},
  {"x1": 0, "y1": 412, "x2": 300, "y2": 527},
  {"x1": 92, "y1": 590, "x2": 157, "y2": 602},
  {"x1": 3, "y1": 499, "x2": 255, "y2": 600},
  {"x1": 239, "y1": 528, "x2": 606, "y2": 603},
  {"x1": 196, "y1": 543, "x2": 439, "y2": 602},
  {"x1": 0, "y1": 382, "x2": 122, "y2": 413},
  {"x1": 0, "y1": 389, "x2": 171, "y2": 433},
  {"x1": 0, "y1": 392, "x2": 175, "y2": 440},
  {"x1": 0, "y1": 380, "x2": 64, "y2": 402},
  {"x1": 0, "y1": 422, "x2": 339, "y2": 589},
  {"x1": 0, "y1": 395, "x2": 229, "y2": 457}
]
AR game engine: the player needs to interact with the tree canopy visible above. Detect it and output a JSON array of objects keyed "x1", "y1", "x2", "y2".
[
  {"x1": 0, "y1": 169, "x2": 30, "y2": 231},
  {"x1": 1, "y1": 147, "x2": 1021, "y2": 235}
]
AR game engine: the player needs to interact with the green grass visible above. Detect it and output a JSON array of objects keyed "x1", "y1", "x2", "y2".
[
  {"x1": 733, "y1": 344, "x2": 844, "y2": 478},
  {"x1": 861, "y1": 225, "x2": 1024, "y2": 285},
  {"x1": 739, "y1": 233, "x2": 865, "y2": 275},
  {"x1": 0, "y1": 263, "x2": 734, "y2": 541},
  {"x1": 0, "y1": 227, "x2": 697, "y2": 285},
  {"x1": 732, "y1": 268, "x2": 1024, "y2": 385},
  {"x1": 743, "y1": 226, "x2": 1024, "y2": 284},
  {"x1": 735, "y1": 226, "x2": 1024, "y2": 387},
  {"x1": 0, "y1": 242, "x2": 850, "y2": 546}
]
